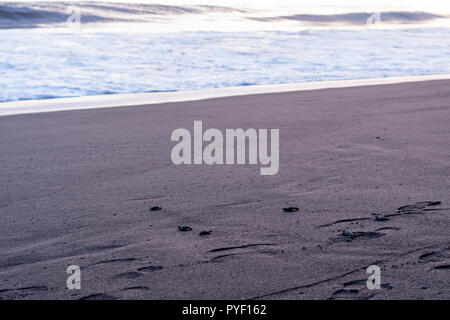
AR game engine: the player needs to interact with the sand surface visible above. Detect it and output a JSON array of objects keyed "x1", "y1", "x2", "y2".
[{"x1": 0, "y1": 80, "x2": 449, "y2": 300}]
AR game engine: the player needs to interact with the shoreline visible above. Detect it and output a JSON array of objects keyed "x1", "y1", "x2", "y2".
[{"x1": 1, "y1": 73, "x2": 449, "y2": 117}]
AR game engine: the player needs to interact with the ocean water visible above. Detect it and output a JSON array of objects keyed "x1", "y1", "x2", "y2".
[{"x1": 1, "y1": 1, "x2": 450, "y2": 103}]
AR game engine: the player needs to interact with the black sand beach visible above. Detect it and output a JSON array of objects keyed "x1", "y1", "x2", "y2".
[{"x1": 0, "y1": 79, "x2": 449, "y2": 299}]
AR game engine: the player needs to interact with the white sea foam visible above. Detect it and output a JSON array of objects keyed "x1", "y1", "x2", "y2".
[
  {"x1": 1, "y1": 74, "x2": 449, "y2": 117},
  {"x1": 1, "y1": 1, "x2": 449, "y2": 105}
]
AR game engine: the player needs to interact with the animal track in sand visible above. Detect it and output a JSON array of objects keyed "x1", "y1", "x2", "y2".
[
  {"x1": 79, "y1": 293, "x2": 117, "y2": 300},
  {"x1": 397, "y1": 201, "x2": 442, "y2": 214},
  {"x1": 119, "y1": 286, "x2": 150, "y2": 292},
  {"x1": 418, "y1": 247, "x2": 450, "y2": 271},
  {"x1": 397, "y1": 204, "x2": 428, "y2": 213},
  {"x1": 344, "y1": 279, "x2": 393, "y2": 290},
  {"x1": 433, "y1": 265, "x2": 450, "y2": 270},
  {"x1": 317, "y1": 217, "x2": 370, "y2": 228},
  {"x1": 93, "y1": 258, "x2": 136, "y2": 266},
  {"x1": 112, "y1": 265, "x2": 163, "y2": 280},
  {"x1": 419, "y1": 248, "x2": 450, "y2": 263},
  {"x1": 343, "y1": 279, "x2": 367, "y2": 287},
  {"x1": 329, "y1": 278, "x2": 393, "y2": 300},
  {"x1": 113, "y1": 271, "x2": 142, "y2": 279},
  {"x1": 209, "y1": 252, "x2": 248, "y2": 262},
  {"x1": 207, "y1": 249, "x2": 279, "y2": 263},
  {"x1": 137, "y1": 266, "x2": 163, "y2": 272},
  {"x1": 0, "y1": 286, "x2": 47, "y2": 299},
  {"x1": 376, "y1": 226, "x2": 401, "y2": 231},
  {"x1": 208, "y1": 243, "x2": 277, "y2": 253},
  {"x1": 319, "y1": 201, "x2": 444, "y2": 230},
  {"x1": 329, "y1": 289, "x2": 359, "y2": 299},
  {"x1": 320, "y1": 201, "x2": 443, "y2": 246},
  {"x1": 207, "y1": 243, "x2": 279, "y2": 263},
  {"x1": 331, "y1": 231, "x2": 386, "y2": 243},
  {"x1": 249, "y1": 264, "x2": 374, "y2": 300},
  {"x1": 82, "y1": 244, "x2": 123, "y2": 253}
]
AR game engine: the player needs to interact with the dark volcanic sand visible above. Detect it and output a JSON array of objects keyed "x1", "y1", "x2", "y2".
[{"x1": 0, "y1": 80, "x2": 449, "y2": 299}]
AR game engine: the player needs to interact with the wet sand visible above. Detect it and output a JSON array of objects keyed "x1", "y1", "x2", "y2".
[{"x1": 0, "y1": 79, "x2": 449, "y2": 299}]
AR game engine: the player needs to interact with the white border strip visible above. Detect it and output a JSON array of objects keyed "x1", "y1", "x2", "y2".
[{"x1": 1, "y1": 74, "x2": 449, "y2": 116}]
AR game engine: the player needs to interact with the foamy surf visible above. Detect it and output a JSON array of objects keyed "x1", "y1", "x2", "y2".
[
  {"x1": 2, "y1": 27, "x2": 450, "y2": 104},
  {"x1": 2, "y1": 1, "x2": 450, "y2": 106},
  {"x1": 1, "y1": 74, "x2": 449, "y2": 117}
]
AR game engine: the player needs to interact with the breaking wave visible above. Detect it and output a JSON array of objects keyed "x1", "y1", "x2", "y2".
[
  {"x1": 0, "y1": 2, "x2": 447, "y2": 29},
  {"x1": 251, "y1": 11, "x2": 444, "y2": 25},
  {"x1": 0, "y1": 1, "x2": 246, "y2": 29}
]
